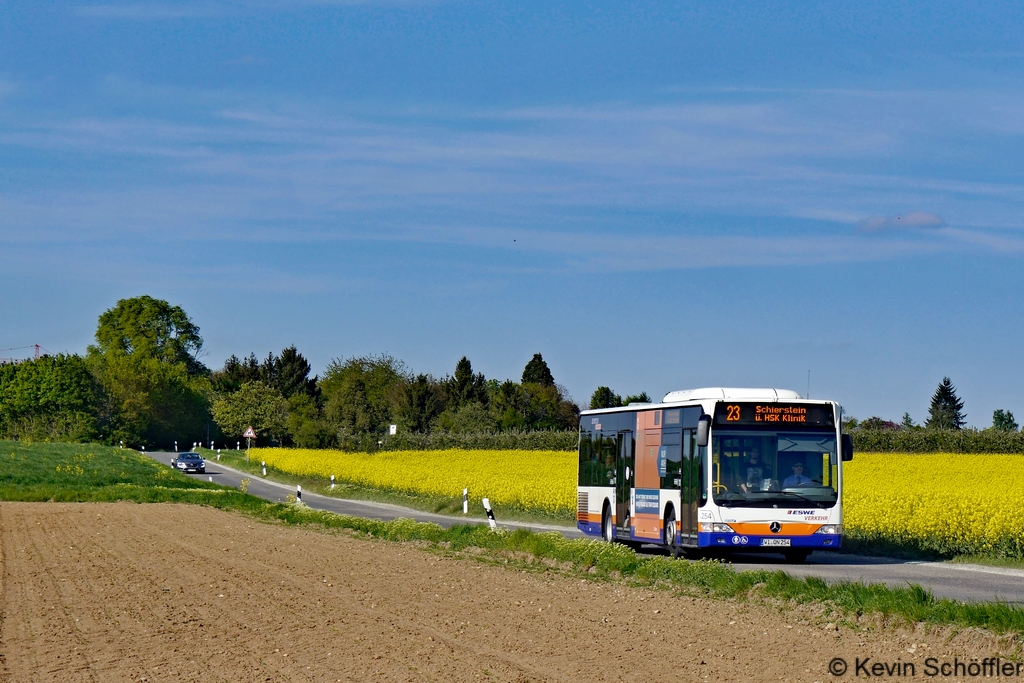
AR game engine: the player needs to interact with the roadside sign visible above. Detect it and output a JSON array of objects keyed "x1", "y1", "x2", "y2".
[{"x1": 243, "y1": 426, "x2": 256, "y2": 439}]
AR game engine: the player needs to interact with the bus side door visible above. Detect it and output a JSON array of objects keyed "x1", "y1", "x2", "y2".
[
  {"x1": 681, "y1": 429, "x2": 698, "y2": 540},
  {"x1": 616, "y1": 430, "x2": 634, "y2": 533}
]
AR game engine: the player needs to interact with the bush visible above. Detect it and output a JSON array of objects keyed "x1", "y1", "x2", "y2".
[
  {"x1": 335, "y1": 429, "x2": 578, "y2": 452},
  {"x1": 852, "y1": 428, "x2": 1024, "y2": 453}
]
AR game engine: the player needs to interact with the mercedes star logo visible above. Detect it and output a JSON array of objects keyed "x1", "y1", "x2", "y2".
[{"x1": 769, "y1": 521, "x2": 782, "y2": 533}]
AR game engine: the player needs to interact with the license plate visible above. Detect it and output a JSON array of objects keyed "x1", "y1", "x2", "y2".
[{"x1": 761, "y1": 538, "x2": 791, "y2": 547}]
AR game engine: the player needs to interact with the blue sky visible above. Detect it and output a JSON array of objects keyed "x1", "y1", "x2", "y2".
[{"x1": 2, "y1": 1, "x2": 1023, "y2": 425}]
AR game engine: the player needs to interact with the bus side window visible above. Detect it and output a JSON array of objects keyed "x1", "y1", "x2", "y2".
[{"x1": 577, "y1": 430, "x2": 595, "y2": 486}]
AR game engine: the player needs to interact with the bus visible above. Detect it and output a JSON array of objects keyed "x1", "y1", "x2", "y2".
[{"x1": 576, "y1": 388, "x2": 853, "y2": 562}]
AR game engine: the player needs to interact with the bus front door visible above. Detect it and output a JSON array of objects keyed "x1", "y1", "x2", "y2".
[
  {"x1": 616, "y1": 431, "x2": 634, "y2": 535},
  {"x1": 680, "y1": 429, "x2": 698, "y2": 541}
]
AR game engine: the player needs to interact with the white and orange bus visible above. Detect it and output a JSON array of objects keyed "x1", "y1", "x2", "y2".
[{"x1": 576, "y1": 388, "x2": 853, "y2": 562}]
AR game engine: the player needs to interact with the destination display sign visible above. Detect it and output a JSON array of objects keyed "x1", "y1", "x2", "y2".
[{"x1": 713, "y1": 402, "x2": 835, "y2": 428}]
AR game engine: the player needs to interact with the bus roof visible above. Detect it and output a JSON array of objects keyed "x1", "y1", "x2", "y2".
[
  {"x1": 663, "y1": 387, "x2": 801, "y2": 403},
  {"x1": 580, "y1": 387, "x2": 837, "y2": 416}
]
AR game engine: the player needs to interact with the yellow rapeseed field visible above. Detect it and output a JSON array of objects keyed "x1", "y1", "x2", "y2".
[
  {"x1": 255, "y1": 448, "x2": 1024, "y2": 555},
  {"x1": 256, "y1": 448, "x2": 577, "y2": 515},
  {"x1": 844, "y1": 452, "x2": 1024, "y2": 556}
]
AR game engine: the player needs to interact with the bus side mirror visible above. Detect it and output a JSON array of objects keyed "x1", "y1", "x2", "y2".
[
  {"x1": 841, "y1": 433, "x2": 854, "y2": 461},
  {"x1": 696, "y1": 416, "x2": 711, "y2": 447}
]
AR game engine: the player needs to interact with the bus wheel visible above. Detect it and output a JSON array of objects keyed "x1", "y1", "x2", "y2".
[
  {"x1": 664, "y1": 508, "x2": 680, "y2": 559},
  {"x1": 784, "y1": 549, "x2": 810, "y2": 564},
  {"x1": 602, "y1": 504, "x2": 615, "y2": 543}
]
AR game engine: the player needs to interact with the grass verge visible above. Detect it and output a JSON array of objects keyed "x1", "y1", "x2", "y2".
[{"x1": 4, "y1": 440, "x2": 1024, "y2": 635}]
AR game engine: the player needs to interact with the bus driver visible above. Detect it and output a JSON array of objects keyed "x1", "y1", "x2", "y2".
[{"x1": 783, "y1": 462, "x2": 813, "y2": 488}]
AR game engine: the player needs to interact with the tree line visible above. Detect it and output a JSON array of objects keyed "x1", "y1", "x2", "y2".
[
  {"x1": 847, "y1": 376, "x2": 1019, "y2": 433},
  {"x1": 0, "y1": 296, "x2": 581, "y2": 449},
  {"x1": 5, "y1": 296, "x2": 1017, "y2": 451}
]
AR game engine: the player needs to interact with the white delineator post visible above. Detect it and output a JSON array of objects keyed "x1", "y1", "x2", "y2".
[
  {"x1": 217, "y1": 449, "x2": 221, "y2": 461},
  {"x1": 482, "y1": 497, "x2": 497, "y2": 530},
  {"x1": 463, "y1": 488, "x2": 468, "y2": 514},
  {"x1": 262, "y1": 461, "x2": 266, "y2": 476},
  {"x1": 330, "y1": 475, "x2": 335, "y2": 490},
  {"x1": 296, "y1": 485, "x2": 302, "y2": 502}
]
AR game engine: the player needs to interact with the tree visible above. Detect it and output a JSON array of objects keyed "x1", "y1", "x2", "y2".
[
  {"x1": 521, "y1": 353, "x2": 555, "y2": 387},
  {"x1": 518, "y1": 382, "x2": 579, "y2": 430},
  {"x1": 992, "y1": 409, "x2": 1019, "y2": 432},
  {"x1": 91, "y1": 295, "x2": 206, "y2": 374},
  {"x1": 900, "y1": 412, "x2": 917, "y2": 429},
  {"x1": 212, "y1": 346, "x2": 318, "y2": 399},
  {"x1": 448, "y1": 357, "x2": 487, "y2": 408},
  {"x1": 93, "y1": 353, "x2": 210, "y2": 447},
  {"x1": 488, "y1": 378, "x2": 579, "y2": 431},
  {"x1": 0, "y1": 354, "x2": 101, "y2": 441},
  {"x1": 624, "y1": 392, "x2": 651, "y2": 405},
  {"x1": 270, "y1": 346, "x2": 317, "y2": 398},
  {"x1": 589, "y1": 386, "x2": 622, "y2": 410},
  {"x1": 87, "y1": 296, "x2": 211, "y2": 447},
  {"x1": 858, "y1": 416, "x2": 899, "y2": 430},
  {"x1": 211, "y1": 353, "x2": 262, "y2": 394},
  {"x1": 320, "y1": 355, "x2": 408, "y2": 435},
  {"x1": 433, "y1": 401, "x2": 497, "y2": 433},
  {"x1": 394, "y1": 374, "x2": 447, "y2": 433},
  {"x1": 925, "y1": 377, "x2": 966, "y2": 430},
  {"x1": 284, "y1": 393, "x2": 335, "y2": 448},
  {"x1": 490, "y1": 380, "x2": 529, "y2": 431},
  {"x1": 211, "y1": 381, "x2": 288, "y2": 443}
]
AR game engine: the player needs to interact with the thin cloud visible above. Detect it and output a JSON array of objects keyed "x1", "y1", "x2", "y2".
[
  {"x1": 5, "y1": 86, "x2": 1024, "y2": 269},
  {"x1": 77, "y1": 0, "x2": 443, "y2": 19},
  {"x1": 227, "y1": 55, "x2": 271, "y2": 66},
  {"x1": 857, "y1": 212, "x2": 945, "y2": 232},
  {"x1": 938, "y1": 227, "x2": 1024, "y2": 253},
  {"x1": 77, "y1": 3, "x2": 223, "y2": 19}
]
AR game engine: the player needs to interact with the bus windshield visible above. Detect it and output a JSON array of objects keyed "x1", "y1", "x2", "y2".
[{"x1": 711, "y1": 431, "x2": 838, "y2": 508}]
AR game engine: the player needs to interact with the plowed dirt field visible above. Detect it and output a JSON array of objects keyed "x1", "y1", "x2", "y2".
[{"x1": 0, "y1": 502, "x2": 1012, "y2": 682}]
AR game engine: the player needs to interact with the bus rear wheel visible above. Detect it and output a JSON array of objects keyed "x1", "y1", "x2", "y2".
[
  {"x1": 663, "y1": 508, "x2": 680, "y2": 559},
  {"x1": 602, "y1": 504, "x2": 614, "y2": 543}
]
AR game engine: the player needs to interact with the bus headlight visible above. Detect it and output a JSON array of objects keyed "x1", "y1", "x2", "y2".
[
  {"x1": 699, "y1": 522, "x2": 735, "y2": 533},
  {"x1": 814, "y1": 524, "x2": 841, "y2": 535}
]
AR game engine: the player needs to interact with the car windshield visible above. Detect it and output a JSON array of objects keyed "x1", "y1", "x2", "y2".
[{"x1": 711, "y1": 431, "x2": 838, "y2": 508}]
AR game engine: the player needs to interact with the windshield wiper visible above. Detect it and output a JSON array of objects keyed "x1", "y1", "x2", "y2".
[{"x1": 772, "y1": 491, "x2": 826, "y2": 508}]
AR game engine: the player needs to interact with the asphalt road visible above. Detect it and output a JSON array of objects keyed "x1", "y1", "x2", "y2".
[{"x1": 150, "y1": 451, "x2": 1024, "y2": 604}]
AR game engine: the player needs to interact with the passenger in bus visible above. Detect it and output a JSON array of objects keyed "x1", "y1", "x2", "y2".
[
  {"x1": 739, "y1": 448, "x2": 767, "y2": 492},
  {"x1": 783, "y1": 462, "x2": 813, "y2": 488}
]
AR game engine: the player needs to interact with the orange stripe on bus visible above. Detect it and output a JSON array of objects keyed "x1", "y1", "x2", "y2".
[{"x1": 728, "y1": 522, "x2": 820, "y2": 536}]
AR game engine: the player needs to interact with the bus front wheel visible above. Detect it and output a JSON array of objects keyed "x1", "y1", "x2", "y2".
[
  {"x1": 784, "y1": 549, "x2": 810, "y2": 564},
  {"x1": 602, "y1": 504, "x2": 614, "y2": 543}
]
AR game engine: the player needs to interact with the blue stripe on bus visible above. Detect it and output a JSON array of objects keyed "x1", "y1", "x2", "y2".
[
  {"x1": 577, "y1": 524, "x2": 842, "y2": 551},
  {"x1": 697, "y1": 532, "x2": 841, "y2": 549}
]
